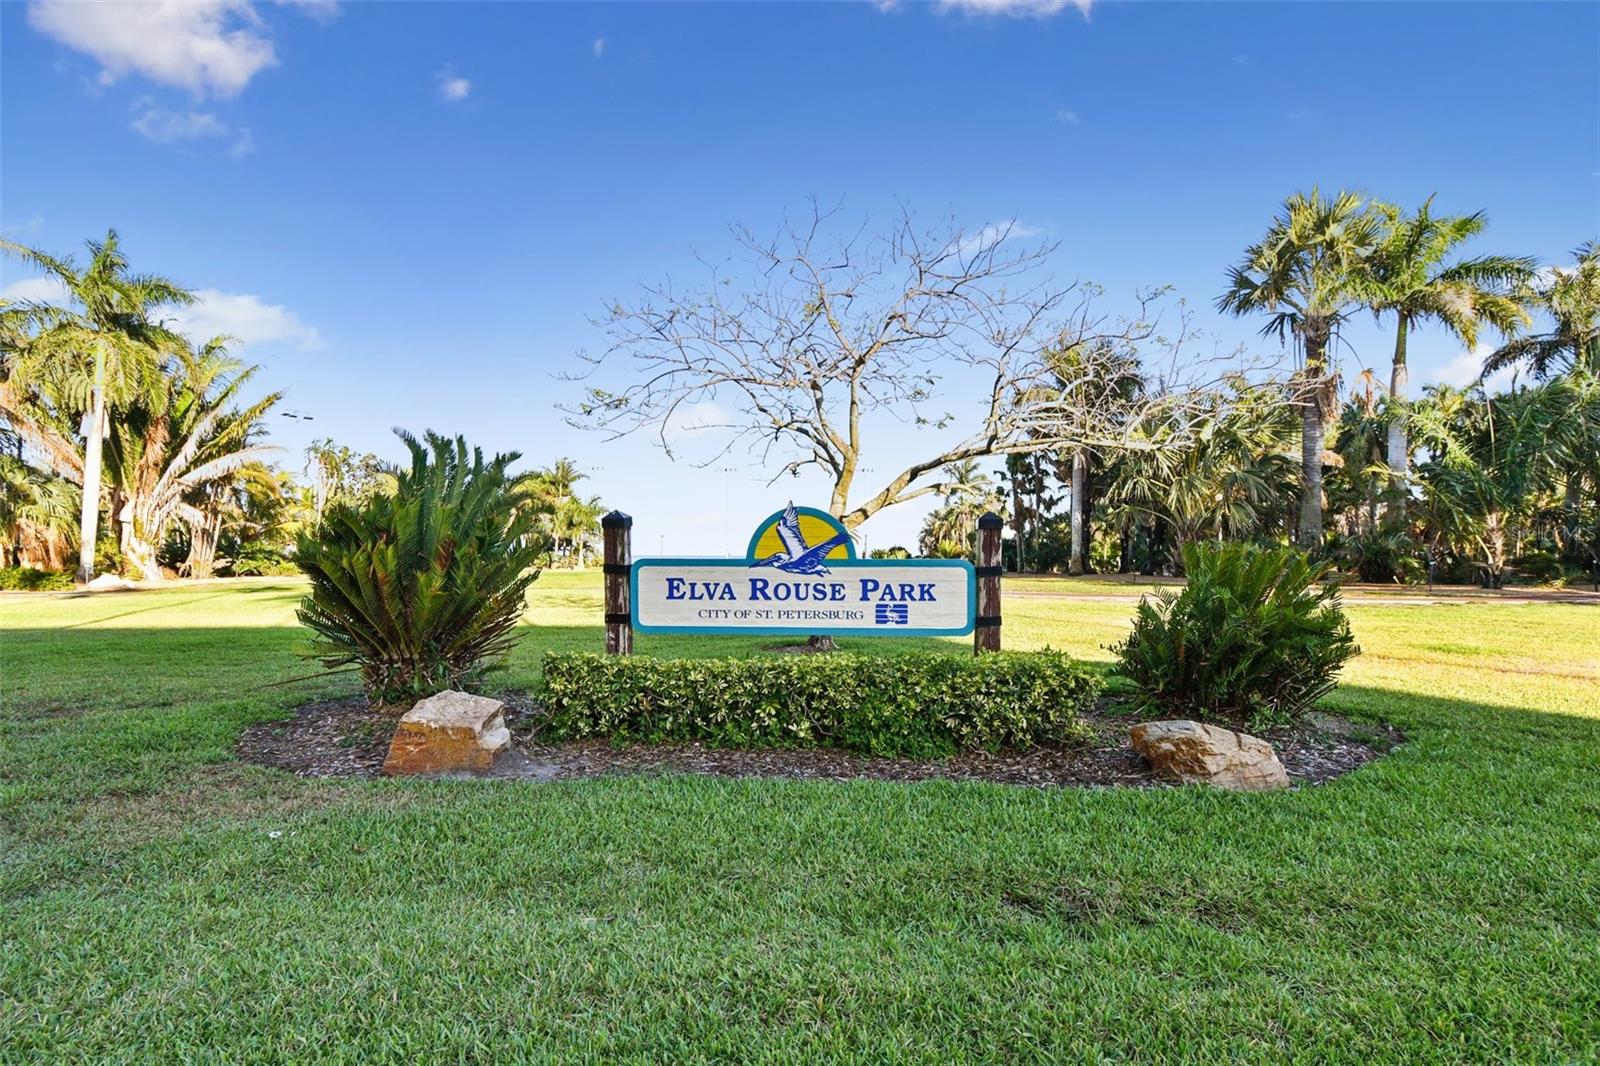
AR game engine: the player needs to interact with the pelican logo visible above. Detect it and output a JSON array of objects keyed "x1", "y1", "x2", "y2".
[
  {"x1": 874, "y1": 603, "x2": 909, "y2": 625},
  {"x1": 749, "y1": 503, "x2": 853, "y2": 575}
]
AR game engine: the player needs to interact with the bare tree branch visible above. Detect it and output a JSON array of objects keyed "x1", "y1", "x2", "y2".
[{"x1": 564, "y1": 204, "x2": 1282, "y2": 528}]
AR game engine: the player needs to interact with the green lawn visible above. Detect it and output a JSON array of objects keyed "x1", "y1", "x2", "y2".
[{"x1": 2, "y1": 573, "x2": 1598, "y2": 1062}]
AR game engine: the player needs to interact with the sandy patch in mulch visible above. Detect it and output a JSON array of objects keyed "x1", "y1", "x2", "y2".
[{"x1": 238, "y1": 695, "x2": 1402, "y2": 789}]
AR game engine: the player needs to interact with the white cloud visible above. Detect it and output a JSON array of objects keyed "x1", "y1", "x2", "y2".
[
  {"x1": 171, "y1": 289, "x2": 323, "y2": 350},
  {"x1": 592, "y1": 36, "x2": 606, "y2": 59},
  {"x1": 1, "y1": 275, "x2": 73, "y2": 306},
  {"x1": 3, "y1": 212, "x2": 46, "y2": 240},
  {"x1": 951, "y1": 220, "x2": 1044, "y2": 257},
  {"x1": 131, "y1": 103, "x2": 255, "y2": 156},
  {"x1": 662, "y1": 401, "x2": 730, "y2": 442},
  {"x1": 937, "y1": 0, "x2": 1093, "y2": 19},
  {"x1": 277, "y1": 0, "x2": 339, "y2": 23},
  {"x1": 132, "y1": 106, "x2": 230, "y2": 141},
  {"x1": 1054, "y1": 108, "x2": 1080, "y2": 125},
  {"x1": 1428, "y1": 344, "x2": 1516, "y2": 394},
  {"x1": 438, "y1": 71, "x2": 471, "y2": 103},
  {"x1": 27, "y1": 0, "x2": 284, "y2": 96}
]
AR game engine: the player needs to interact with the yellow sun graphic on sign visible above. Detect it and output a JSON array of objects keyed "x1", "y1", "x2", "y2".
[{"x1": 746, "y1": 506, "x2": 855, "y2": 562}]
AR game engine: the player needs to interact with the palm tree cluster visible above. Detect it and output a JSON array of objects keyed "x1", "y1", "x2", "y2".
[
  {"x1": 1, "y1": 231, "x2": 288, "y2": 582},
  {"x1": 517, "y1": 458, "x2": 606, "y2": 568},
  {"x1": 2, "y1": 231, "x2": 608, "y2": 583},
  {"x1": 918, "y1": 459, "x2": 1004, "y2": 558},
  {"x1": 988, "y1": 192, "x2": 1597, "y2": 586}
]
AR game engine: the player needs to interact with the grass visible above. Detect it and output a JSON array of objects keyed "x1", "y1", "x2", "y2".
[{"x1": 2, "y1": 571, "x2": 1598, "y2": 1062}]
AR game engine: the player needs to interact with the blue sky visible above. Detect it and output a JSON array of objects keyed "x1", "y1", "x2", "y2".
[{"x1": 4, "y1": 0, "x2": 1598, "y2": 553}]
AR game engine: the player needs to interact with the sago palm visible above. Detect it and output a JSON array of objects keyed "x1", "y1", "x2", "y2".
[
  {"x1": 1365, "y1": 199, "x2": 1533, "y2": 494},
  {"x1": 1219, "y1": 187, "x2": 1382, "y2": 548},
  {"x1": 296, "y1": 430, "x2": 545, "y2": 704}
]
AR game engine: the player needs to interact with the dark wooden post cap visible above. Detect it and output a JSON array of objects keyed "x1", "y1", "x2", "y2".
[
  {"x1": 977, "y1": 512, "x2": 1003, "y2": 530},
  {"x1": 601, "y1": 511, "x2": 633, "y2": 529}
]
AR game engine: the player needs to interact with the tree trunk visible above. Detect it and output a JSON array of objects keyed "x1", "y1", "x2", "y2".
[
  {"x1": 1299, "y1": 399, "x2": 1324, "y2": 549},
  {"x1": 1080, "y1": 463, "x2": 1097, "y2": 574},
  {"x1": 1561, "y1": 474, "x2": 1582, "y2": 562},
  {"x1": 124, "y1": 530, "x2": 161, "y2": 582},
  {"x1": 1484, "y1": 513, "x2": 1507, "y2": 589},
  {"x1": 1365, "y1": 440, "x2": 1381, "y2": 535},
  {"x1": 1068, "y1": 449, "x2": 1087, "y2": 576},
  {"x1": 1011, "y1": 480, "x2": 1026, "y2": 573},
  {"x1": 1298, "y1": 330, "x2": 1329, "y2": 550},
  {"x1": 76, "y1": 378, "x2": 107, "y2": 584},
  {"x1": 185, "y1": 512, "x2": 221, "y2": 578},
  {"x1": 1386, "y1": 318, "x2": 1410, "y2": 520}
]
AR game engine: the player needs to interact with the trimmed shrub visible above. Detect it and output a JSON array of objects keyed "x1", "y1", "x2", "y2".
[
  {"x1": 1332, "y1": 529, "x2": 1423, "y2": 584},
  {"x1": 229, "y1": 556, "x2": 300, "y2": 577},
  {"x1": 296, "y1": 430, "x2": 544, "y2": 704},
  {"x1": 1113, "y1": 542, "x2": 1358, "y2": 727},
  {"x1": 228, "y1": 545, "x2": 300, "y2": 577},
  {"x1": 539, "y1": 651, "x2": 1102, "y2": 758},
  {"x1": 0, "y1": 567, "x2": 74, "y2": 591}
]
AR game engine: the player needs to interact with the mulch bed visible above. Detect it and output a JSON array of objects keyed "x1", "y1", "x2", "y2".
[{"x1": 238, "y1": 695, "x2": 1403, "y2": 789}]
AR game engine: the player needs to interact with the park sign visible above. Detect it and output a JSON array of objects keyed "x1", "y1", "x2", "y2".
[{"x1": 629, "y1": 505, "x2": 976, "y2": 636}]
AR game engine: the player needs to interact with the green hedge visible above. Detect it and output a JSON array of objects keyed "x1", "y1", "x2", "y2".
[
  {"x1": 0, "y1": 567, "x2": 74, "y2": 591},
  {"x1": 539, "y1": 651, "x2": 1103, "y2": 758}
]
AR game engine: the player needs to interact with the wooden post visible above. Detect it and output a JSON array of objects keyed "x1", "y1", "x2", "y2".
[
  {"x1": 602, "y1": 510, "x2": 633, "y2": 655},
  {"x1": 975, "y1": 512, "x2": 1002, "y2": 654}
]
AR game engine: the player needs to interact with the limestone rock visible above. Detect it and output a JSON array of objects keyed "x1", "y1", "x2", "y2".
[
  {"x1": 382, "y1": 690, "x2": 511, "y2": 775},
  {"x1": 1129, "y1": 719, "x2": 1289, "y2": 791},
  {"x1": 86, "y1": 573, "x2": 136, "y2": 591}
]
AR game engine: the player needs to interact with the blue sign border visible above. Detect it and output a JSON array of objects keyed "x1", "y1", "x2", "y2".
[{"x1": 630, "y1": 557, "x2": 977, "y2": 637}]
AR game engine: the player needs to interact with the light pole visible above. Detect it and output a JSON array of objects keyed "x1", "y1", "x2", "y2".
[{"x1": 717, "y1": 466, "x2": 738, "y2": 556}]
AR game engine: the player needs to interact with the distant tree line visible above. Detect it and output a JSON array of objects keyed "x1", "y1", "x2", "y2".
[
  {"x1": 582, "y1": 198, "x2": 1599, "y2": 587},
  {"x1": 1, "y1": 232, "x2": 605, "y2": 581}
]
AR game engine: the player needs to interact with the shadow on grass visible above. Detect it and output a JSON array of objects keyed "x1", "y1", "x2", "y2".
[{"x1": 5, "y1": 621, "x2": 1598, "y2": 774}]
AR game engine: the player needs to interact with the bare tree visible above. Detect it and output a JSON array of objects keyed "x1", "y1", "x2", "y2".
[{"x1": 569, "y1": 205, "x2": 1266, "y2": 528}]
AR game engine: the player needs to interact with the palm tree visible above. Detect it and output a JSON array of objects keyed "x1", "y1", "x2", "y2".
[
  {"x1": 303, "y1": 438, "x2": 390, "y2": 529},
  {"x1": 554, "y1": 493, "x2": 606, "y2": 568},
  {"x1": 0, "y1": 447, "x2": 80, "y2": 569},
  {"x1": 1329, "y1": 371, "x2": 1392, "y2": 537},
  {"x1": 1045, "y1": 337, "x2": 1144, "y2": 574},
  {"x1": 1481, "y1": 242, "x2": 1600, "y2": 380},
  {"x1": 1409, "y1": 379, "x2": 1579, "y2": 587},
  {"x1": 1480, "y1": 243, "x2": 1600, "y2": 556},
  {"x1": 1365, "y1": 199, "x2": 1533, "y2": 498},
  {"x1": 104, "y1": 341, "x2": 282, "y2": 580},
  {"x1": 1, "y1": 231, "x2": 192, "y2": 581},
  {"x1": 182, "y1": 463, "x2": 307, "y2": 578},
  {"x1": 1102, "y1": 384, "x2": 1298, "y2": 568},
  {"x1": 519, "y1": 458, "x2": 589, "y2": 564},
  {"x1": 938, "y1": 458, "x2": 992, "y2": 546},
  {"x1": 1219, "y1": 188, "x2": 1383, "y2": 548}
]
